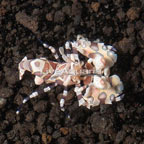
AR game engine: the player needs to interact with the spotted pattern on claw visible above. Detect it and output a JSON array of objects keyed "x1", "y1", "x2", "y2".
[
  {"x1": 79, "y1": 74, "x2": 124, "y2": 109},
  {"x1": 71, "y1": 35, "x2": 118, "y2": 76}
]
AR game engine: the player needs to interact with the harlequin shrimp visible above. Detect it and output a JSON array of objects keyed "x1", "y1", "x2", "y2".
[{"x1": 17, "y1": 35, "x2": 124, "y2": 114}]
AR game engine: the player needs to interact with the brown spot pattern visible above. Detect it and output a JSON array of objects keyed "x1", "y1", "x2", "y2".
[
  {"x1": 43, "y1": 74, "x2": 52, "y2": 81},
  {"x1": 83, "y1": 76, "x2": 92, "y2": 85},
  {"x1": 88, "y1": 53, "x2": 97, "y2": 59},
  {"x1": 58, "y1": 64, "x2": 67, "y2": 70},
  {"x1": 43, "y1": 62, "x2": 50, "y2": 73},
  {"x1": 110, "y1": 94, "x2": 115, "y2": 102},
  {"x1": 72, "y1": 48, "x2": 78, "y2": 54},
  {"x1": 33, "y1": 72, "x2": 43, "y2": 77},
  {"x1": 77, "y1": 94, "x2": 82, "y2": 100},
  {"x1": 98, "y1": 92, "x2": 107, "y2": 104},
  {"x1": 19, "y1": 61, "x2": 24, "y2": 69},
  {"x1": 28, "y1": 60, "x2": 32, "y2": 71},
  {"x1": 90, "y1": 42, "x2": 99, "y2": 51},
  {"x1": 34, "y1": 61, "x2": 40, "y2": 67},
  {"x1": 49, "y1": 61, "x2": 57, "y2": 70},
  {"x1": 85, "y1": 62, "x2": 93, "y2": 70}
]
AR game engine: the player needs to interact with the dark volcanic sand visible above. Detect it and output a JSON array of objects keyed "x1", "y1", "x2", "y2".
[{"x1": 0, "y1": 0, "x2": 144, "y2": 143}]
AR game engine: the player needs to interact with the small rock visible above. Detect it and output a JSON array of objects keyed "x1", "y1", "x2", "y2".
[
  {"x1": 47, "y1": 135, "x2": 52, "y2": 144},
  {"x1": 91, "y1": 2, "x2": 100, "y2": 12},
  {"x1": 60, "y1": 127, "x2": 69, "y2": 135},
  {"x1": 141, "y1": 70, "x2": 144, "y2": 79},
  {"x1": 33, "y1": 0, "x2": 43, "y2": 6},
  {"x1": 124, "y1": 136, "x2": 136, "y2": 144},
  {"x1": 139, "y1": 28, "x2": 144, "y2": 41},
  {"x1": 116, "y1": 8, "x2": 125, "y2": 21},
  {"x1": 46, "y1": 13, "x2": 53, "y2": 21},
  {"x1": 54, "y1": 11, "x2": 65, "y2": 23},
  {"x1": 0, "y1": 134, "x2": 5, "y2": 143},
  {"x1": 52, "y1": 130, "x2": 61, "y2": 139},
  {"x1": 117, "y1": 37, "x2": 136, "y2": 54},
  {"x1": 1, "y1": 0, "x2": 9, "y2": 6},
  {"x1": 80, "y1": 0, "x2": 88, "y2": 2},
  {"x1": 90, "y1": 112, "x2": 110, "y2": 134},
  {"x1": 0, "y1": 71, "x2": 2, "y2": 81},
  {"x1": 15, "y1": 141, "x2": 23, "y2": 144},
  {"x1": 42, "y1": 133, "x2": 47, "y2": 144},
  {"x1": 6, "y1": 130, "x2": 16, "y2": 140},
  {"x1": 37, "y1": 113, "x2": 47, "y2": 126},
  {"x1": 32, "y1": 9, "x2": 40, "y2": 16},
  {"x1": 126, "y1": 23, "x2": 134, "y2": 36},
  {"x1": 117, "y1": 37, "x2": 129, "y2": 53},
  {"x1": 117, "y1": 103, "x2": 125, "y2": 113},
  {"x1": 4, "y1": 68, "x2": 19, "y2": 85},
  {"x1": 0, "y1": 97, "x2": 6, "y2": 108},
  {"x1": 133, "y1": 56, "x2": 140, "y2": 65},
  {"x1": 57, "y1": 137, "x2": 68, "y2": 144},
  {"x1": 15, "y1": 12, "x2": 38, "y2": 33},
  {"x1": 62, "y1": 6, "x2": 71, "y2": 16},
  {"x1": 32, "y1": 135, "x2": 40, "y2": 143},
  {"x1": 0, "y1": 7, "x2": 7, "y2": 16},
  {"x1": 126, "y1": 7, "x2": 140, "y2": 20},
  {"x1": 0, "y1": 87, "x2": 14, "y2": 98},
  {"x1": 135, "y1": 20, "x2": 144, "y2": 31},
  {"x1": 52, "y1": 1, "x2": 60, "y2": 9},
  {"x1": 33, "y1": 100, "x2": 48, "y2": 113},
  {"x1": 47, "y1": 126, "x2": 53, "y2": 134},
  {"x1": 102, "y1": 26, "x2": 113, "y2": 36},
  {"x1": 54, "y1": 25, "x2": 62, "y2": 33},
  {"x1": 3, "y1": 140, "x2": 8, "y2": 144},
  {"x1": 115, "y1": 130, "x2": 126, "y2": 143},
  {"x1": 141, "y1": 58, "x2": 144, "y2": 68},
  {"x1": 5, "y1": 110, "x2": 16, "y2": 123},
  {"x1": 54, "y1": 124, "x2": 61, "y2": 129},
  {"x1": 25, "y1": 111, "x2": 35, "y2": 122},
  {"x1": 23, "y1": 136, "x2": 31, "y2": 144}
]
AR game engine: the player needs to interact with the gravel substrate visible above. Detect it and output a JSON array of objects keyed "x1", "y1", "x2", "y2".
[{"x1": 0, "y1": 0, "x2": 144, "y2": 143}]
